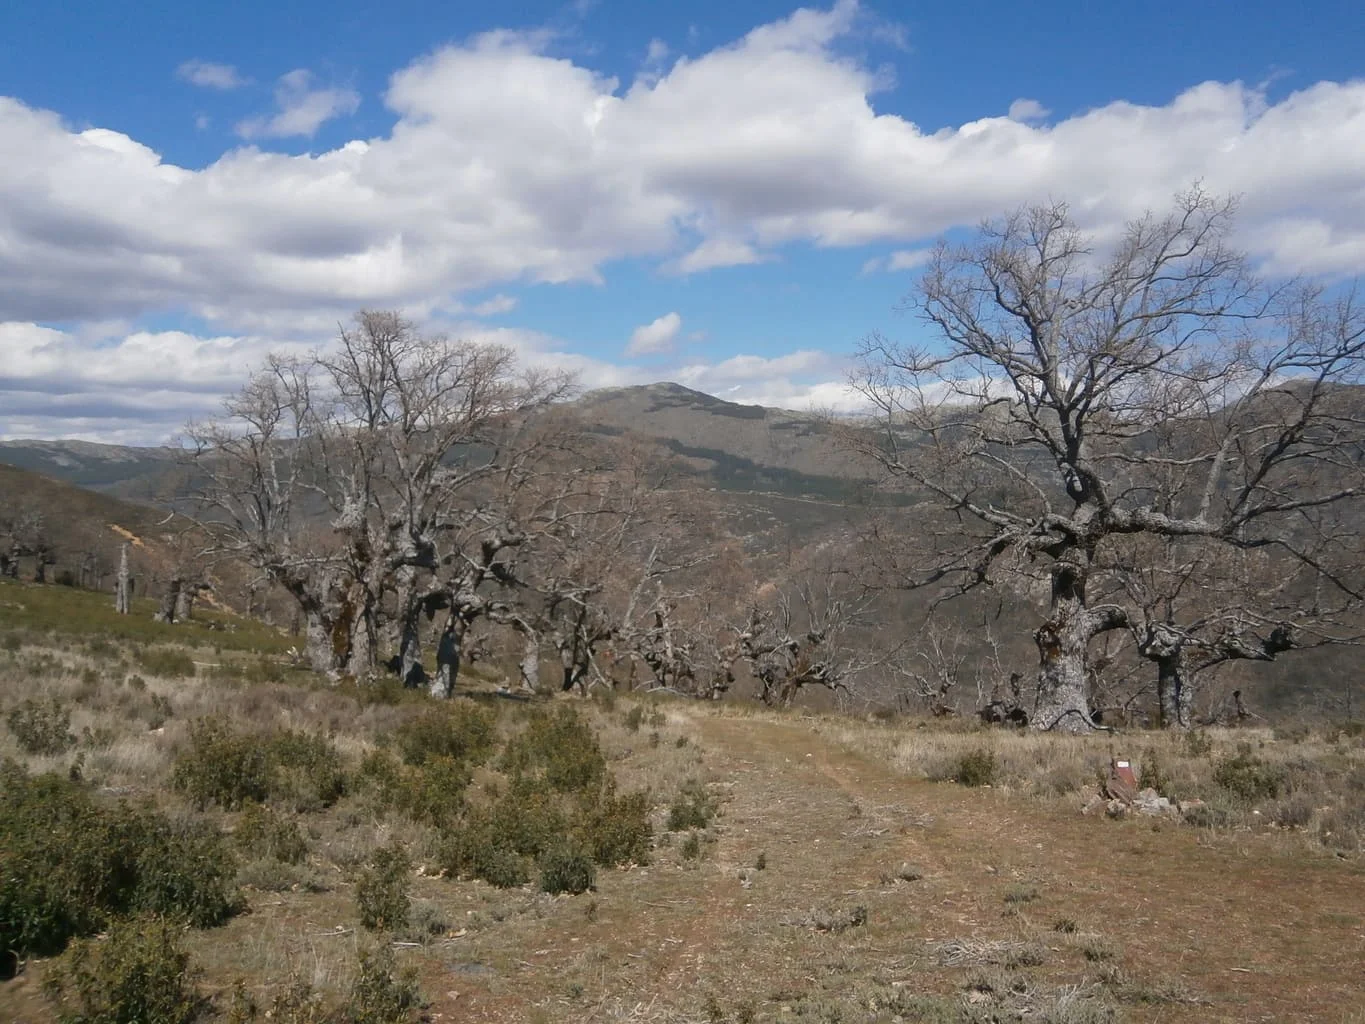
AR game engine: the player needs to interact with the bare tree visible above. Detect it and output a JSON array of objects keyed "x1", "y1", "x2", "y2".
[
  {"x1": 851, "y1": 188, "x2": 1365, "y2": 731},
  {"x1": 186, "y1": 311, "x2": 571, "y2": 682}
]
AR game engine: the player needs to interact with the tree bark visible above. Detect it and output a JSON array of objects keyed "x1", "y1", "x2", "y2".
[
  {"x1": 115, "y1": 544, "x2": 131, "y2": 615},
  {"x1": 154, "y1": 576, "x2": 183, "y2": 623},
  {"x1": 1032, "y1": 562, "x2": 1096, "y2": 733},
  {"x1": 431, "y1": 610, "x2": 465, "y2": 698},
  {"x1": 174, "y1": 585, "x2": 196, "y2": 622},
  {"x1": 517, "y1": 627, "x2": 541, "y2": 693}
]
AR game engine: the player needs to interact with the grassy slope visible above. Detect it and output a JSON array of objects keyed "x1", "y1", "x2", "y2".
[{"x1": 1, "y1": 581, "x2": 1363, "y2": 1022}]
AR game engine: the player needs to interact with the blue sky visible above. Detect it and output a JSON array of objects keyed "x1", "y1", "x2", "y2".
[{"x1": 0, "y1": 0, "x2": 1362, "y2": 440}]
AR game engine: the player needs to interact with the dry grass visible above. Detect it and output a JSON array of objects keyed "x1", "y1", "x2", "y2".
[{"x1": 2, "y1": 582, "x2": 1365, "y2": 1022}]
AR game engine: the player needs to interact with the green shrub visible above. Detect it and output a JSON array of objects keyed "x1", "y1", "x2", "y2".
[
  {"x1": 136, "y1": 647, "x2": 197, "y2": 678},
  {"x1": 1137, "y1": 747, "x2": 1169, "y2": 796},
  {"x1": 0, "y1": 760, "x2": 238, "y2": 974},
  {"x1": 172, "y1": 718, "x2": 270, "y2": 809},
  {"x1": 679, "y1": 831, "x2": 703, "y2": 861},
  {"x1": 953, "y1": 748, "x2": 998, "y2": 787},
  {"x1": 43, "y1": 913, "x2": 208, "y2": 1024},
  {"x1": 1, "y1": 634, "x2": 20, "y2": 653},
  {"x1": 501, "y1": 706, "x2": 606, "y2": 794},
  {"x1": 538, "y1": 843, "x2": 596, "y2": 895},
  {"x1": 346, "y1": 944, "x2": 422, "y2": 1024},
  {"x1": 576, "y1": 785, "x2": 653, "y2": 866},
  {"x1": 394, "y1": 701, "x2": 496, "y2": 767},
  {"x1": 267, "y1": 729, "x2": 348, "y2": 812},
  {"x1": 439, "y1": 823, "x2": 529, "y2": 889},
  {"x1": 667, "y1": 779, "x2": 719, "y2": 831},
  {"x1": 1182, "y1": 729, "x2": 1214, "y2": 758},
  {"x1": 487, "y1": 780, "x2": 569, "y2": 858},
  {"x1": 355, "y1": 841, "x2": 411, "y2": 933},
  {"x1": 6, "y1": 696, "x2": 76, "y2": 755},
  {"x1": 1213, "y1": 748, "x2": 1284, "y2": 802},
  {"x1": 622, "y1": 705, "x2": 646, "y2": 732},
  {"x1": 172, "y1": 718, "x2": 346, "y2": 812},
  {"x1": 234, "y1": 803, "x2": 308, "y2": 864}
]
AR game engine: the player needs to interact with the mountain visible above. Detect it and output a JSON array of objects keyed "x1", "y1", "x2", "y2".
[
  {"x1": 574, "y1": 383, "x2": 876, "y2": 503},
  {"x1": 0, "y1": 439, "x2": 182, "y2": 503}
]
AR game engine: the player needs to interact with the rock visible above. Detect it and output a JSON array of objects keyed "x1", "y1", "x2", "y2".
[
  {"x1": 1105, "y1": 799, "x2": 1129, "y2": 819},
  {"x1": 1081, "y1": 793, "x2": 1107, "y2": 816},
  {"x1": 1132, "y1": 787, "x2": 1177, "y2": 817}
]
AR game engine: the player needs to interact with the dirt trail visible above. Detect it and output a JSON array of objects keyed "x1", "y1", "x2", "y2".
[{"x1": 695, "y1": 714, "x2": 1365, "y2": 1023}]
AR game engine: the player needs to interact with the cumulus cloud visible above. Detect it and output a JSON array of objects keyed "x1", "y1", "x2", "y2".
[
  {"x1": 2, "y1": 3, "x2": 1365, "y2": 436},
  {"x1": 235, "y1": 69, "x2": 360, "y2": 139},
  {"x1": 468, "y1": 294, "x2": 518, "y2": 316},
  {"x1": 1007, "y1": 97, "x2": 1050, "y2": 122},
  {"x1": 627, "y1": 312, "x2": 682, "y2": 355},
  {"x1": 177, "y1": 60, "x2": 247, "y2": 90},
  {"x1": 667, "y1": 238, "x2": 766, "y2": 274}
]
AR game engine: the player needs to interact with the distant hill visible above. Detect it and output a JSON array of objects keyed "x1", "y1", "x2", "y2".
[{"x1": 0, "y1": 439, "x2": 182, "y2": 503}]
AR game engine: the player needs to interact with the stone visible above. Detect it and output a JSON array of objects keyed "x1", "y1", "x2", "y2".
[
  {"x1": 1081, "y1": 793, "x2": 1107, "y2": 816},
  {"x1": 1132, "y1": 788, "x2": 1177, "y2": 817},
  {"x1": 1105, "y1": 799, "x2": 1128, "y2": 819}
]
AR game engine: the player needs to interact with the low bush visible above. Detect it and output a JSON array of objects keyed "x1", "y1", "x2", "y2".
[
  {"x1": 0, "y1": 760, "x2": 239, "y2": 974},
  {"x1": 576, "y1": 785, "x2": 653, "y2": 866},
  {"x1": 953, "y1": 748, "x2": 998, "y2": 788},
  {"x1": 172, "y1": 718, "x2": 346, "y2": 812},
  {"x1": 43, "y1": 913, "x2": 208, "y2": 1024},
  {"x1": 667, "y1": 779, "x2": 719, "y2": 831},
  {"x1": 439, "y1": 824, "x2": 530, "y2": 889},
  {"x1": 501, "y1": 706, "x2": 606, "y2": 794},
  {"x1": 136, "y1": 647, "x2": 197, "y2": 678},
  {"x1": 6, "y1": 696, "x2": 76, "y2": 755},
  {"x1": 394, "y1": 701, "x2": 496, "y2": 768},
  {"x1": 234, "y1": 802, "x2": 308, "y2": 864},
  {"x1": 538, "y1": 842, "x2": 596, "y2": 895},
  {"x1": 1213, "y1": 747, "x2": 1284, "y2": 803},
  {"x1": 355, "y1": 841, "x2": 411, "y2": 933},
  {"x1": 346, "y1": 945, "x2": 423, "y2": 1024}
]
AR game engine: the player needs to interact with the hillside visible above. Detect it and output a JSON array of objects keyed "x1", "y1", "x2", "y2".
[{"x1": 0, "y1": 588, "x2": 1362, "y2": 1022}]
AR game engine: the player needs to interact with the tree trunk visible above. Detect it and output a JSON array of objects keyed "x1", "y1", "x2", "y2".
[
  {"x1": 115, "y1": 544, "x2": 131, "y2": 615},
  {"x1": 154, "y1": 576, "x2": 183, "y2": 623},
  {"x1": 1031, "y1": 562, "x2": 1095, "y2": 733},
  {"x1": 393, "y1": 571, "x2": 426, "y2": 687},
  {"x1": 519, "y1": 629, "x2": 541, "y2": 693},
  {"x1": 174, "y1": 585, "x2": 195, "y2": 622},
  {"x1": 431, "y1": 611, "x2": 465, "y2": 699}
]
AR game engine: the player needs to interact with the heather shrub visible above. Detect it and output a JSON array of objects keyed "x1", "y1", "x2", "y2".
[
  {"x1": 6, "y1": 695, "x2": 76, "y2": 755},
  {"x1": 43, "y1": 913, "x2": 208, "y2": 1024},
  {"x1": 667, "y1": 778, "x2": 719, "y2": 831},
  {"x1": 538, "y1": 842, "x2": 596, "y2": 895},
  {"x1": 394, "y1": 700, "x2": 496, "y2": 767},
  {"x1": 953, "y1": 748, "x2": 998, "y2": 788},
  {"x1": 501, "y1": 706, "x2": 606, "y2": 794},
  {"x1": 1213, "y1": 747, "x2": 1284, "y2": 803},
  {"x1": 0, "y1": 761, "x2": 237, "y2": 975},
  {"x1": 172, "y1": 718, "x2": 346, "y2": 812},
  {"x1": 576, "y1": 784, "x2": 653, "y2": 866},
  {"x1": 355, "y1": 841, "x2": 411, "y2": 933}
]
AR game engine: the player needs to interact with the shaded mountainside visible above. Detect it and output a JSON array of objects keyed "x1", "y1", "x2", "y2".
[
  {"x1": 575, "y1": 382, "x2": 877, "y2": 502},
  {"x1": 0, "y1": 439, "x2": 184, "y2": 504}
]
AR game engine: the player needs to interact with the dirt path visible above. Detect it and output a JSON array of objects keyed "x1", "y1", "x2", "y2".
[
  {"x1": 406, "y1": 710, "x2": 1359, "y2": 1021},
  {"x1": 698, "y1": 714, "x2": 1365, "y2": 1023}
]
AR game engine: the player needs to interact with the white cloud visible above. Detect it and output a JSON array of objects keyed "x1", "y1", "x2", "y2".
[
  {"x1": 1007, "y1": 97, "x2": 1050, "y2": 122},
  {"x1": 177, "y1": 60, "x2": 247, "y2": 90},
  {"x1": 863, "y1": 247, "x2": 933, "y2": 273},
  {"x1": 235, "y1": 69, "x2": 360, "y2": 139},
  {"x1": 667, "y1": 238, "x2": 766, "y2": 274},
  {"x1": 627, "y1": 312, "x2": 682, "y2": 355},
  {"x1": 468, "y1": 294, "x2": 518, "y2": 316},
  {"x1": 1, "y1": 3, "x2": 1365, "y2": 438}
]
